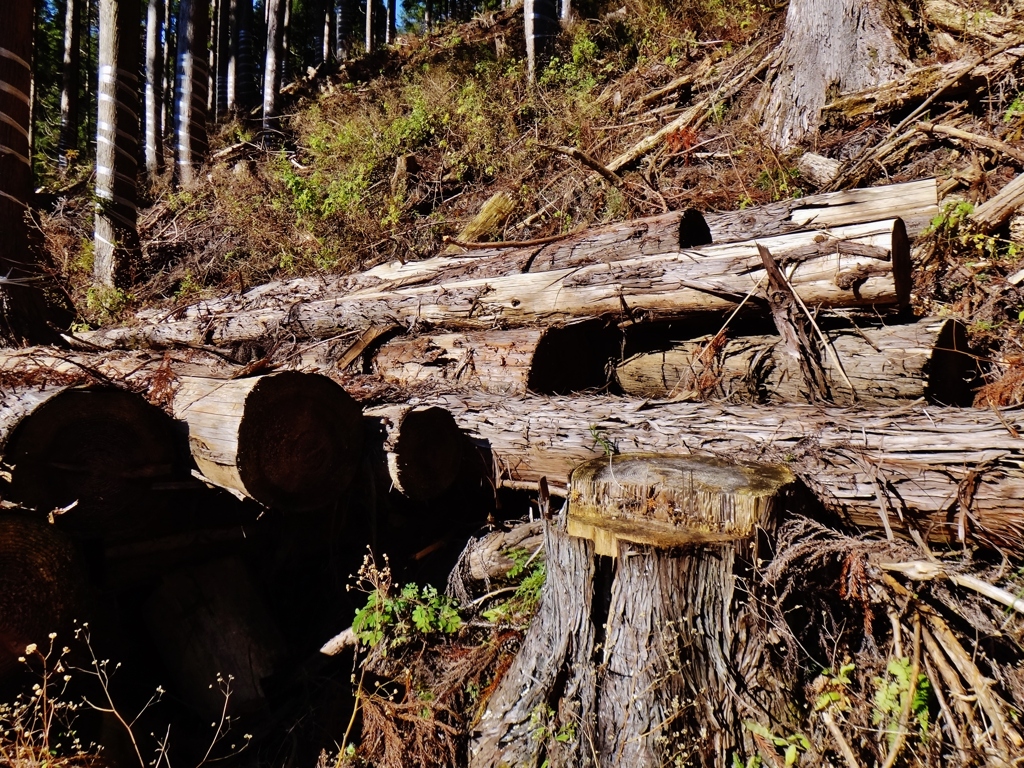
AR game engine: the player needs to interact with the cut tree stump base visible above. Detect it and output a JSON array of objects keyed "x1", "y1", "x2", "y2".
[{"x1": 471, "y1": 453, "x2": 794, "y2": 768}]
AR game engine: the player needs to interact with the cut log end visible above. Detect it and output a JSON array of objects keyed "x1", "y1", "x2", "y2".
[
  {"x1": 568, "y1": 453, "x2": 794, "y2": 556},
  {"x1": 892, "y1": 217, "x2": 911, "y2": 307},
  {"x1": 4, "y1": 387, "x2": 177, "y2": 537},
  {"x1": 370, "y1": 405, "x2": 465, "y2": 501},
  {"x1": 0, "y1": 516, "x2": 83, "y2": 678},
  {"x1": 236, "y1": 372, "x2": 364, "y2": 509}
]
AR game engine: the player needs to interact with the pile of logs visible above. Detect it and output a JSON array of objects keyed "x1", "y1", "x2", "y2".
[{"x1": 7, "y1": 174, "x2": 1024, "y2": 747}]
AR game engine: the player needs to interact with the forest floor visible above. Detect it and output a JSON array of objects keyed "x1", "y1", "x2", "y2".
[{"x1": 12, "y1": 1, "x2": 1024, "y2": 766}]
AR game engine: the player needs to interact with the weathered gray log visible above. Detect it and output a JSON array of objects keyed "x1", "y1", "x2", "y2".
[
  {"x1": 172, "y1": 371, "x2": 363, "y2": 509},
  {"x1": 418, "y1": 393, "x2": 1024, "y2": 551},
  {"x1": 371, "y1": 320, "x2": 618, "y2": 395},
  {"x1": 616, "y1": 317, "x2": 977, "y2": 405},
  {"x1": 85, "y1": 219, "x2": 911, "y2": 348},
  {"x1": 971, "y1": 172, "x2": 1024, "y2": 234},
  {"x1": 470, "y1": 454, "x2": 794, "y2": 768},
  {"x1": 142, "y1": 556, "x2": 286, "y2": 718},
  {"x1": 364, "y1": 405, "x2": 465, "y2": 501},
  {"x1": 0, "y1": 387, "x2": 178, "y2": 537},
  {"x1": 0, "y1": 515, "x2": 85, "y2": 678}
]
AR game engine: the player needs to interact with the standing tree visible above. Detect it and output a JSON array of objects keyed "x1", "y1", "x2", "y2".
[
  {"x1": 214, "y1": 0, "x2": 229, "y2": 117},
  {"x1": 144, "y1": 0, "x2": 164, "y2": 181},
  {"x1": 525, "y1": 0, "x2": 557, "y2": 83},
  {"x1": 262, "y1": 0, "x2": 286, "y2": 128},
  {"x1": 228, "y1": 0, "x2": 255, "y2": 112},
  {"x1": 59, "y1": 0, "x2": 82, "y2": 169},
  {"x1": 175, "y1": 0, "x2": 209, "y2": 184},
  {"x1": 322, "y1": 0, "x2": 335, "y2": 65},
  {"x1": 365, "y1": 0, "x2": 375, "y2": 53},
  {"x1": 94, "y1": 0, "x2": 141, "y2": 289},
  {"x1": 757, "y1": 0, "x2": 911, "y2": 148}
]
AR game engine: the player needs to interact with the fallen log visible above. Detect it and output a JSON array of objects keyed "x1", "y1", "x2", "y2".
[
  {"x1": 971, "y1": 172, "x2": 1024, "y2": 233},
  {"x1": 364, "y1": 405, "x2": 465, "y2": 501},
  {"x1": 417, "y1": 393, "x2": 1024, "y2": 552},
  {"x1": 172, "y1": 371, "x2": 364, "y2": 509},
  {"x1": 0, "y1": 387, "x2": 178, "y2": 537},
  {"x1": 471, "y1": 455, "x2": 794, "y2": 768},
  {"x1": 371, "y1": 320, "x2": 618, "y2": 395},
  {"x1": 87, "y1": 219, "x2": 911, "y2": 348},
  {"x1": 143, "y1": 556, "x2": 286, "y2": 718},
  {"x1": 615, "y1": 317, "x2": 978, "y2": 405},
  {"x1": 0, "y1": 515, "x2": 85, "y2": 678}
]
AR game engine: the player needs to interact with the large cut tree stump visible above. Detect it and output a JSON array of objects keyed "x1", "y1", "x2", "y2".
[
  {"x1": 0, "y1": 515, "x2": 85, "y2": 678},
  {"x1": 172, "y1": 371, "x2": 363, "y2": 509},
  {"x1": 470, "y1": 454, "x2": 794, "y2": 768},
  {"x1": 0, "y1": 387, "x2": 178, "y2": 537}
]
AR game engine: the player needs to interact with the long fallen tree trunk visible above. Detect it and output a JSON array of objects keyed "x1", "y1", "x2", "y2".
[
  {"x1": 616, "y1": 317, "x2": 978, "y2": 405},
  {"x1": 419, "y1": 393, "x2": 1024, "y2": 552},
  {"x1": 0, "y1": 386, "x2": 178, "y2": 538},
  {"x1": 85, "y1": 219, "x2": 911, "y2": 349}
]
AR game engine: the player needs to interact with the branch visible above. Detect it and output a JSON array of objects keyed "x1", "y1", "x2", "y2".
[
  {"x1": 538, "y1": 143, "x2": 623, "y2": 186},
  {"x1": 916, "y1": 122, "x2": 1024, "y2": 165}
]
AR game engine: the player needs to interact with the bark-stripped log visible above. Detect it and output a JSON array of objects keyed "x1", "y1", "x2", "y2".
[
  {"x1": 172, "y1": 372, "x2": 363, "y2": 509},
  {"x1": 143, "y1": 556, "x2": 286, "y2": 718},
  {"x1": 471, "y1": 455, "x2": 794, "y2": 768},
  {"x1": 85, "y1": 219, "x2": 911, "y2": 349},
  {"x1": 616, "y1": 317, "x2": 978, "y2": 405},
  {"x1": 418, "y1": 393, "x2": 1024, "y2": 551},
  {"x1": 364, "y1": 405, "x2": 465, "y2": 501},
  {"x1": 0, "y1": 387, "x2": 178, "y2": 538},
  {"x1": 0, "y1": 515, "x2": 85, "y2": 679},
  {"x1": 371, "y1": 320, "x2": 618, "y2": 395}
]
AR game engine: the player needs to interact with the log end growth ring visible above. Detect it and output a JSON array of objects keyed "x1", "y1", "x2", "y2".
[
  {"x1": 568, "y1": 453, "x2": 794, "y2": 556},
  {"x1": 237, "y1": 372, "x2": 363, "y2": 510}
]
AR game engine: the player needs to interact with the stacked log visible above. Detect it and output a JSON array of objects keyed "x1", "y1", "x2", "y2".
[
  {"x1": 419, "y1": 392, "x2": 1024, "y2": 550},
  {"x1": 172, "y1": 371, "x2": 364, "y2": 510},
  {"x1": 616, "y1": 317, "x2": 978, "y2": 405},
  {"x1": 0, "y1": 386, "x2": 178, "y2": 538}
]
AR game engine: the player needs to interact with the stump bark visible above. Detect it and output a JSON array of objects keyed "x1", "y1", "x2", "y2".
[
  {"x1": 0, "y1": 387, "x2": 178, "y2": 537},
  {"x1": 470, "y1": 454, "x2": 794, "y2": 768},
  {"x1": 172, "y1": 371, "x2": 363, "y2": 509}
]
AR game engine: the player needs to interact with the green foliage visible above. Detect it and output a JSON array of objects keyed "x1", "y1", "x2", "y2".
[
  {"x1": 351, "y1": 555, "x2": 462, "y2": 652},
  {"x1": 743, "y1": 722, "x2": 809, "y2": 767},
  {"x1": 482, "y1": 548, "x2": 546, "y2": 626},
  {"x1": 1003, "y1": 92, "x2": 1024, "y2": 123},
  {"x1": 540, "y1": 28, "x2": 604, "y2": 92},
  {"x1": 85, "y1": 286, "x2": 131, "y2": 323},
  {"x1": 872, "y1": 657, "x2": 931, "y2": 748},
  {"x1": 589, "y1": 424, "x2": 618, "y2": 456},
  {"x1": 812, "y1": 662, "x2": 856, "y2": 712}
]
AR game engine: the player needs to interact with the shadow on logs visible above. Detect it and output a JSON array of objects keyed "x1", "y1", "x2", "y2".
[
  {"x1": 0, "y1": 515, "x2": 85, "y2": 679},
  {"x1": 173, "y1": 371, "x2": 364, "y2": 510},
  {"x1": 1, "y1": 387, "x2": 179, "y2": 538},
  {"x1": 470, "y1": 453, "x2": 795, "y2": 768}
]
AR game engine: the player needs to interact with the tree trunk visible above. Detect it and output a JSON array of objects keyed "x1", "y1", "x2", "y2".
[
  {"x1": 386, "y1": 0, "x2": 396, "y2": 45},
  {"x1": 372, "y1": 321, "x2": 618, "y2": 395},
  {"x1": 59, "y1": 0, "x2": 82, "y2": 169},
  {"x1": 323, "y1": 2, "x2": 335, "y2": 64},
  {"x1": 418, "y1": 392, "x2": 1024, "y2": 551},
  {"x1": 365, "y1": 0, "x2": 375, "y2": 53},
  {"x1": 525, "y1": 0, "x2": 558, "y2": 83},
  {"x1": 95, "y1": 0, "x2": 141, "y2": 289},
  {"x1": 84, "y1": 219, "x2": 911, "y2": 349},
  {"x1": 364, "y1": 405, "x2": 466, "y2": 501},
  {"x1": 0, "y1": 0, "x2": 51, "y2": 344},
  {"x1": 471, "y1": 454, "x2": 794, "y2": 768},
  {"x1": 337, "y1": 0, "x2": 355, "y2": 59},
  {"x1": 142, "y1": 556, "x2": 286, "y2": 718},
  {"x1": 263, "y1": 0, "x2": 285, "y2": 128},
  {"x1": 215, "y1": 0, "x2": 230, "y2": 118},
  {"x1": 171, "y1": 371, "x2": 364, "y2": 509},
  {"x1": 757, "y1": 0, "x2": 911, "y2": 148},
  {"x1": 0, "y1": 516, "x2": 85, "y2": 679},
  {"x1": 616, "y1": 317, "x2": 978, "y2": 406},
  {"x1": 175, "y1": 0, "x2": 209, "y2": 185},
  {"x1": 0, "y1": 387, "x2": 178, "y2": 539},
  {"x1": 231, "y1": 0, "x2": 255, "y2": 112},
  {"x1": 145, "y1": 0, "x2": 165, "y2": 180}
]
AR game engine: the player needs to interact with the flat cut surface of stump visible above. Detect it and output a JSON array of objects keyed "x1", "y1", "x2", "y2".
[{"x1": 569, "y1": 454, "x2": 794, "y2": 556}]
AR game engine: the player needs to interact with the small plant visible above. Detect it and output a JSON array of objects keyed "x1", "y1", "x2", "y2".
[
  {"x1": 482, "y1": 547, "x2": 546, "y2": 626},
  {"x1": 872, "y1": 656, "x2": 931, "y2": 748},
  {"x1": 350, "y1": 553, "x2": 462, "y2": 652},
  {"x1": 743, "y1": 722, "x2": 809, "y2": 766},
  {"x1": 811, "y1": 662, "x2": 856, "y2": 713}
]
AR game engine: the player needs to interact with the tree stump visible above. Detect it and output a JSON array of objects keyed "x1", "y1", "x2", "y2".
[
  {"x1": 470, "y1": 454, "x2": 794, "y2": 768},
  {"x1": 172, "y1": 371, "x2": 363, "y2": 509}
]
